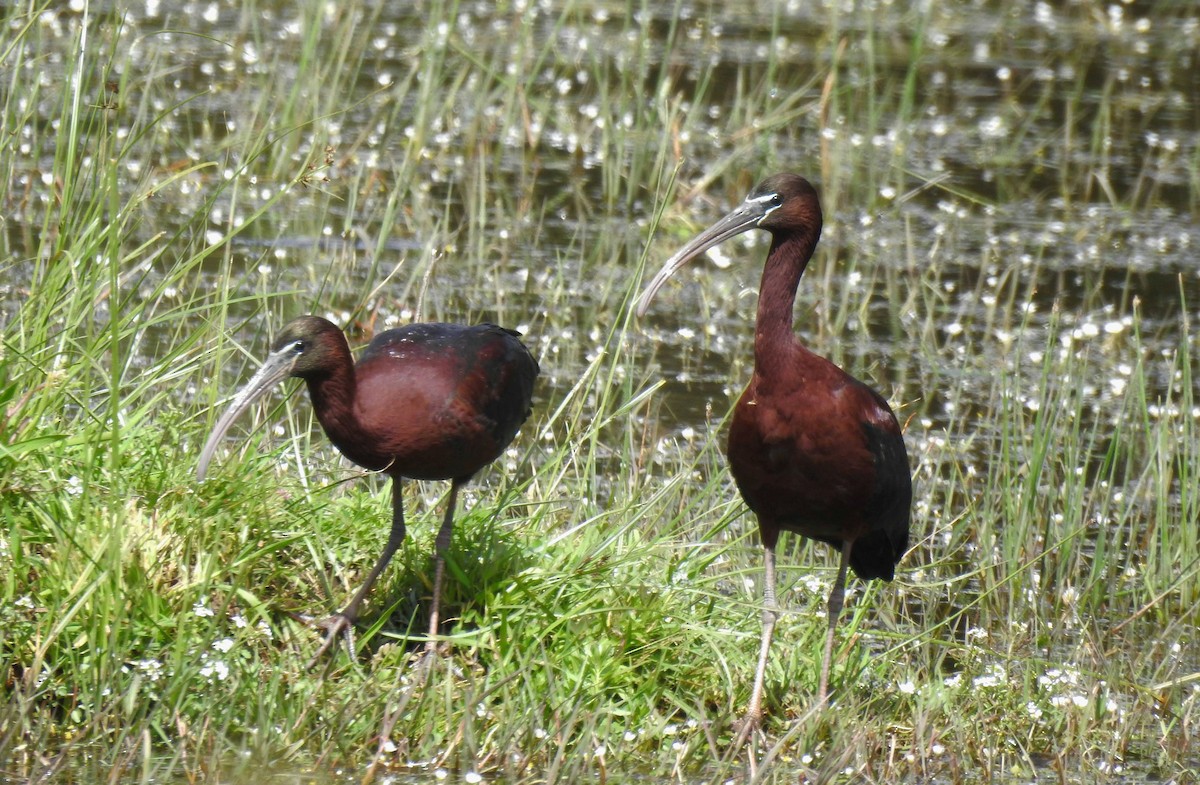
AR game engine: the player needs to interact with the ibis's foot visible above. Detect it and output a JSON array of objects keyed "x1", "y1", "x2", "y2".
[
  {"x1": 409, "y1": 639, "x2": 445, "y2": 677},
  {"x1": 731, "y1": 711, "x2": 762, "y2": 749},
  {"x1": 410, "y1": 648, "x2": 436, "y2": 679},
  {"x1": 306, "y1": 613, "x2": 356, "y2": 669},
  {"x1": 424, "y1": 637, "x2": 451, "y2": 658}
]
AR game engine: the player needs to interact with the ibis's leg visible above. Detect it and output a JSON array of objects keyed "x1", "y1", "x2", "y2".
[
  {"x1": 818, "y1": 540, "x2": 853, "y2": 704},
  {"x1": 308, "y1": 479, "x2": 408, "y2": 668},
  {"x1": 735, "y1": 530, "x2": 780, "y2": 745},
  {"x1": 425, "y1": 479, "x2": 463, "y2": 654}
]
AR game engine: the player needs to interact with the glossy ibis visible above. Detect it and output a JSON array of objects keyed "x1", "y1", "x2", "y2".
[
  {"x1": 198, "y1": 315, "x2": 538, "y2": 664},
  {"x1": 637, "y1": 174, "x2": 910, "y2": 729}
]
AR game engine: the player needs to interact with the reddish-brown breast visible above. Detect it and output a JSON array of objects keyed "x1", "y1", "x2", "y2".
[{"x1": 317, "y1": 323, "x2": 537, "y2": 482}]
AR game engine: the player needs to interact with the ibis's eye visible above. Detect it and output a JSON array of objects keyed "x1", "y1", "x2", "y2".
[
  {"x1": 291, "y1": 340, "x2": 307, "y2": 353},
  {"x1": 770, "y1": 193, "x2": 783, "y2": 206}
]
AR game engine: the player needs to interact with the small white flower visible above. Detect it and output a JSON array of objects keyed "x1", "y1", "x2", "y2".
[
  {"x1": 200, "y1": 659, "x2": 229, "y2": 681},
  {"x1": 65, "y1": 476, "x2": 84, "y2": 496}
]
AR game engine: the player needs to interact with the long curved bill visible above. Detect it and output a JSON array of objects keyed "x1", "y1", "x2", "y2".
[
  {"x1": 635, "y1": 194, "x2": 774, "y2": 318},
  {"x1": 197, "y1": 349, "x2": 298, "y2": 481}
]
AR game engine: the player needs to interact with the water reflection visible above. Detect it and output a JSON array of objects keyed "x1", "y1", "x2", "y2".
[{"x1": 3, "y1": 1, "x2": 1198, "y2": 779}]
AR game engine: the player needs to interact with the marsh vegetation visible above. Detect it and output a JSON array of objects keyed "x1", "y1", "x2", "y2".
[{"x1": 1, "y1": 0, "x2": 1197, "y2": 782}]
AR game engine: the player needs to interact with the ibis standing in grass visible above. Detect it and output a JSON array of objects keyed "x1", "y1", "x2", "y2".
[
  {"x1": 198, "y1": 315, "x2": 538, "y2": 665},
  {"x1": 636, "y1": 174, "x2": 911, "y2": 733}
]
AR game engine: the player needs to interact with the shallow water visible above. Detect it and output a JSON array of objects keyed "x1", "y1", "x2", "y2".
[{"x1": 7, "y1": 3, "x2": 1198, "y2": 344}]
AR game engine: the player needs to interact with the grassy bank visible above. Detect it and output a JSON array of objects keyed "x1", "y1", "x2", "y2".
[{"x1": 2, "y1": 1, "x2": 1197, "y2": 783}]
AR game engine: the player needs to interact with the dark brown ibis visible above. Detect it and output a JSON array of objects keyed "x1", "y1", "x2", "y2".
[
  {"x1": 637, "y1": 174, "x2": 911, "y2": 729},
  {"x1": 197, "y1": 315, "x2": 538, "y2": 665}
]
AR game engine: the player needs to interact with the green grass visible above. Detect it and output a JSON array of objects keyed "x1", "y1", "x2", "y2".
[{"x1": 2, "y1": 0, "x2": 1198, "y2": 783}]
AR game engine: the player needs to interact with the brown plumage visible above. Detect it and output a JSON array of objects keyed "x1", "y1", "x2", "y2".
[
  {"x1": 198, "y1": 316, "x2": 538, "y2": 665},
  {"x1": 638, "y1": 174, "x2": 910, "y2": 733}
]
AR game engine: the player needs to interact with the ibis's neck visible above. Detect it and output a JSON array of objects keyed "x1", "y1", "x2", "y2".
[
  {"x1": 753, "y1": 229, "x2": 819, "y2": 371},
  {"x1": 303, "y1": 343, "x2": 379, "y2": 469}
]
